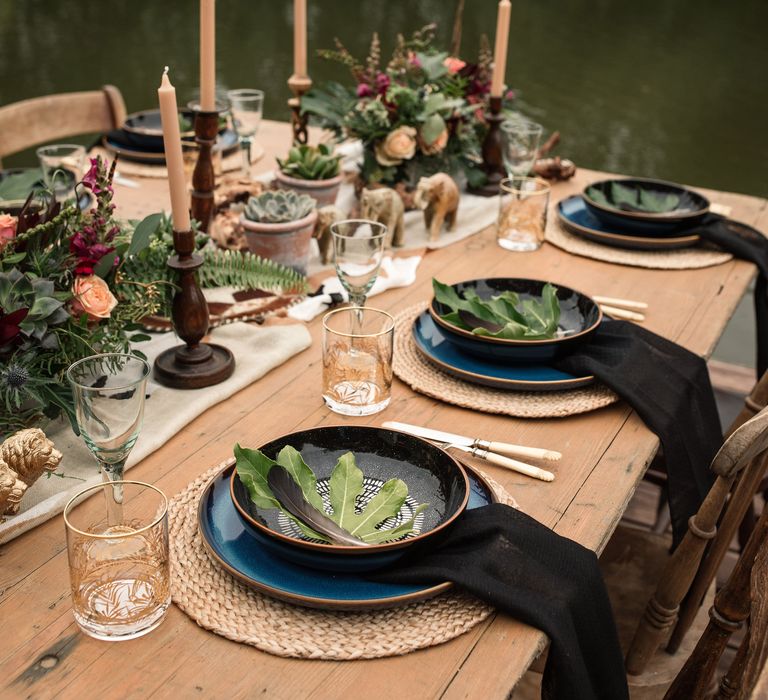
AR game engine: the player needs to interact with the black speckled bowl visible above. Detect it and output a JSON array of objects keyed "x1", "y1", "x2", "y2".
[
  {"x1": 429, "y1": 278, "x2": 602, "y2": 363},
  {"x1": 230, "y1": 425, "x2": 469, "y2": 573},
  {"x1": 583, "y1": 177, "x2": 709, "y2": 235}
]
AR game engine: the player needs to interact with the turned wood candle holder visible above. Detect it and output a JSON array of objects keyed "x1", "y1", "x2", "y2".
[
  {"x1": 287, "y1": 73, "x2": 312, "y2": 146},
  {"x1": 153, "y1": 228, "x2": 235, "y2": 389},
  {"x1": 469, "y1": 96, "x2": 506, "y2": 197},
  {"x1": 190, "y1": 108, "x2": 219, "y2": 233}
]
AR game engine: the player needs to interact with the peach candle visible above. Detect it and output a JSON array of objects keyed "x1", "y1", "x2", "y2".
[
  {"x1": 491, "y1": 0, "x2": 511, "y2": 98},
  {"x1": 200, "y1": 0, "x2": 216, "y2": 110},
  {"x1": 294, "y1": 0, "x2": 307, "y2": 77},
  {"x1": 158, "y1": 68, "x2": 191, "y2": 231}
]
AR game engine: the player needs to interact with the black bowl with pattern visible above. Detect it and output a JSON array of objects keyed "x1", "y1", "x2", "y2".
[{"x1": 230, "y1": 425, "x2": 469, "y2": 573}]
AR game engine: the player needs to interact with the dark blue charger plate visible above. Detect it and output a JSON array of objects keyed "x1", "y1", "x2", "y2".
[
  {"x1": 413, "y1": 310, "x2": 594, "y2": 391},
  {"x1": 198, "y1": 462, "x2": 497, "y2": 611},
  {"x1": 102, "y1": 128, "x2": 238, "y2": 165},
  {"x1": 557, "y1": 196, "x2": 701, "y2": 251}
]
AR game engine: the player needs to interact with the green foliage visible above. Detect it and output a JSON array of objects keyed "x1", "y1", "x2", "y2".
[
  {"x1": 198, "y1": 248, "x2": 309, "y2": 294},
  {"x1": 277, "y1": 143, "x2": 341, "y2": 181},
  {"x1": 586, "y1": 182, "x2": 681, "y2": 214},
  {"x1": 433, "y1": 278, "x2": 562, "y2": 340},
  {"x1": 235, "y1": 445, "x2": 427, "y2": 544},
  {"x1": 244, "y1": 190, "x2": 315, "y2": 224}
]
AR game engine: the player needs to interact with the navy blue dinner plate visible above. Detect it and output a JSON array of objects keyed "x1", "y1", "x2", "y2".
[
  {"x1": 198, "y1": 462, "x2": 497, "y2": 611},
  {"x1": 557, "y1": 196, "x2": 700, "y2": 251},
  {"x1": 412, "y1": 310, "x2": 594, "y2": 391}
]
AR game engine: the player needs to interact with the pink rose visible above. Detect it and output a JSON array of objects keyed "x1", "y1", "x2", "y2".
[
  {"x1": 443, "y1": 57, "x2": 466, "y2": 74},
  {"x1": 374, "y1": 126, "x2": 417, "y2": 166},
  {"x1": 0, "y1": 213, "x2": 17, "y2": 252},
  {"x1": 71, "y1": 275, "x2": 118, "y2": 321}
]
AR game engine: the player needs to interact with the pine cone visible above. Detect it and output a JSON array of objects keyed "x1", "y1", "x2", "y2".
[
  {"x1": 0, "y1": 458, "x2": 27, "y2": 517},
  {"x1": 0, "y1": 428, "x2": 63, "y2": 487}
]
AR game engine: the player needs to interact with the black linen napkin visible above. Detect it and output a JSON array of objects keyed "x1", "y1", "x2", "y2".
[
  {"x1": 556, "y1": 320, "x2": 721, "y2": 547},
  {"x1": 694, "y1": 213, "x2": 768, "y2": 377},
  {"x1": 374, "y1": 503, "x2": 629, "y2": 700}
]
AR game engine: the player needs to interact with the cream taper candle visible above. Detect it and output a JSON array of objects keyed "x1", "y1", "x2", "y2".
[
  {"x1": 158, "y1": 68, "x2": 191, "y2": 231},
  {"x1": 294, "y1": 0, "x2": 307, "y2": 77},
  {"x1": 490, "y1": 0, "x2": 511, "y2": 97},
  {"x1": 200, "y1": 0, "x2": 216, "y2": 110}
]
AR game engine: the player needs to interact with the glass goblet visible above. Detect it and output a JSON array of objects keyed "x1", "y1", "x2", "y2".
[
  {"x1": 226, "y1": 89, "x2": 264, "y2": 180},
  {"x1": 330, "y1": 219, "x2": 388, "y2": 311},
  {"x1": 36, "y1": 143, "x2": 86, "y2": 202},
  {"x1": 500, "y1": 119, "x2": 543, "y2": 182},
  {"x1": 67, "y1": 353, "x2": 150, "y2": 492}
]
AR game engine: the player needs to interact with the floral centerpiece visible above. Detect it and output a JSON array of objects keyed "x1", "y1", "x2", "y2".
[
  {"x1": 301, "y1": 24, "x2": 509, "y2": 191},
  {"x1": 0, "y1": 157, "x2": 307, "y2": 439}
]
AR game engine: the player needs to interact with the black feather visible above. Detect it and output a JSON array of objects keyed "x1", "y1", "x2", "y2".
[{"x1": 267, "y1": 465, "x2": 370, "y2": 547}]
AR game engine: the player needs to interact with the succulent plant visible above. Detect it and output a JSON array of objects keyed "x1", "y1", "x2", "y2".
[
  {"x1": 276, "y1": 143, "x2": 342, "y2": 181},
  {"x1": 244, "y1": 190, "x2": 316, "y2": 224}
]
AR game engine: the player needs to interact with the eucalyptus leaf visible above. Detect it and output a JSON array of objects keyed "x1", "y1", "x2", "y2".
[
  {"x1": 127, "y1": 212, "x2": 163, "y2": 257},
  {"x1": 0, "y1": 169, "x2": 44, "y2": 201}
]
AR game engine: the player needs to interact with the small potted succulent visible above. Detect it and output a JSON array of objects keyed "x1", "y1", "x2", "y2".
[
  {"x1": 274, "y1": 143, "x2": 343, "y2": 207},
  {"x1": 240, "y1": 190, "x2": 317, "y2": 274}
]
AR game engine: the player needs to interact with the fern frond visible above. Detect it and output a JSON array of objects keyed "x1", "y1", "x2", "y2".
[{"x1": 198, "y1": 249, "x2": 309, "y2": 295}]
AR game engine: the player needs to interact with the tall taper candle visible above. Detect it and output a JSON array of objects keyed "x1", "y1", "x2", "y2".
[
  {"x1": 200, "y1": 0, "x2": 216, "y2": 110},
  {"x1": 490, "y1": 0, "x2": 511, "y2": 97},
  {"x1": 158, "y1": 68, "x2": 191, "y2": 231},
  {"x1": 294, "y1": 0, "x2": 307, "y2": 77}
]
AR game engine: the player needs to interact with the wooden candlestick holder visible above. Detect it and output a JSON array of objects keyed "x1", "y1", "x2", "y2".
[
  {"x1": 190, "y1": 108, "x2": 218, "y2": 233},
  {"x1": 469, "y1": 96, "x2": 506, "y2": 197},
  {"x1": 153, "y1": 228, "x2": 235, "y2": 389},
  {"x1": 287, "y1": 73, "x2": 312, "y2": 145}
]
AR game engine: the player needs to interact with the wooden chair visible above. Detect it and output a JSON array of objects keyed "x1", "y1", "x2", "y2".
[
  {"x1": 0, "y1": 85, "x2": 126, "y2": 166},
  {"x1": 512, "y1": 407, "x2": 768, "y2": 699},
  {"x1": 665, "y1": 492, "x2": 768, "y2": 699}
]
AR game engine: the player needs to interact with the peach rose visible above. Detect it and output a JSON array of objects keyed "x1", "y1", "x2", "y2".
[
  {"x1": 443, "y1": 57, "x2": 466, "y2": 74},
  {"x1": 71, "y1": 275, "x2": 118, "y2": 321},
  {"x1": 419, "y1": 127, "x2": 449, "y2": 156},
  {"x1": 374, "y1": 126, "x2": 417, "y2": 166},
  {"x1": 0, "y1": 213, "x2": 17, "y2": 252}
]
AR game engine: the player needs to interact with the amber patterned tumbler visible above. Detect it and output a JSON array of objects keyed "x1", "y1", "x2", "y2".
[
  {"x1": 322, "y1": 307, "x2": 394, "y2": 416},
  {"x1": 64, "y1": 481, "x2": 170, "y2": 641},
  {"x1": 497, "y1": 177, "x2": 551, "y2": 252}
]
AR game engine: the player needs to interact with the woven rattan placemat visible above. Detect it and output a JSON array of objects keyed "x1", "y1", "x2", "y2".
[
  {"x1": 170, "y1": 461, "x2": 517, "y2": 660},
  {"x1": 393, "y1": 304, "x2": 619, "y2": 418},
  {"x1": 545, "y1": 221, "x2": 733, "y2": 270}
]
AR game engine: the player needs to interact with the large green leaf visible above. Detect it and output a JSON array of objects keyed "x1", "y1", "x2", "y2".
[
  {"x1": 127, "y1": 212, "x2": 162, "y2": 257},
  {"x1": 434, "y1": 277, "x2": 562, "y2": 339},
  {"x1": 234, "y1": 443, "x2": 280, "y2": 509},
  {"x1": 329, "y1": 452, "x2": 364, "y2": 530},
  {"x1": 0, "y1": 169, "x2": 44, "y2": 201},
  {"x1": 275, "y1": 446, "x2": 325, "y2": 513}
]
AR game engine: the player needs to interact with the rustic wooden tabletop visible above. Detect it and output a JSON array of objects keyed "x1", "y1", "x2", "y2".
[{"x1": 2, "y1": 120, "x2": 767, "y2": 699}]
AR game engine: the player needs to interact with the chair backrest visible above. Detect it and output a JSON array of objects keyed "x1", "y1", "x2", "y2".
[
  {"x1": 624, "y1": 406, "x2": 768, "y2": 676},
  {"x1": 0, "y1": 85, "x2": 126, "y2": 164},
  {"x1": 670, "y1": 371, "x2": 768, "y2": 652},
  {"x1": 664, "y1": 496, "x2": 768, "y2": 699}
]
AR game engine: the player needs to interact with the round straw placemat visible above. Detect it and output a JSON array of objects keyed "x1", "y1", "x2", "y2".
[
  {"x1": 393, "y1": 304, "x2": 618, "y2": 418},
  {"x1": 169, "y1": 461, "x2": 517, "y2": 660},
  {"x1": 545, "y1": 221, "x2": 733, "y2": 270}
]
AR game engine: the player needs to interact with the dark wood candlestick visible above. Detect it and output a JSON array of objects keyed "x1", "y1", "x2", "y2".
[
  {"x1": 287, "y1": 73, "x2": 312, "y2": 146},
  {"x1": 469, "y1": 96, "x2": 506, "y2": 197},
  {"x1": 190, "y1": 108, "x2": 218, "y2": 233},
  {"x1": 153, "y1": 228, "x2": 235, "y2": 389}
]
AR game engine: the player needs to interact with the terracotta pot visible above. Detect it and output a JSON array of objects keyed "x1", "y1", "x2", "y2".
[
  {"x1": 274, "y1": 170, "x2": 343, "y2": 208},
  {"x1": 240, "y1": 209, "x2": 318, "y2": 275}
]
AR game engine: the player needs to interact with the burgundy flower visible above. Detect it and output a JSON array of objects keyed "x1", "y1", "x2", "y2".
[
  {"x1": 0, "y1": 308, "x2": 28, "y2": 347},
  {"x1": 356, "y1": 83, "x2": 374, "y2": 98},
  {"x1": 81, "y1": 157, "x2": 102, "y2": 193},
  {"x1": 375, "y1": 72, "x2": 391, "y2": 95}
]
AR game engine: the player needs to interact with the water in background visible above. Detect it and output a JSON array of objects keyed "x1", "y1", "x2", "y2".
[{"x1": 1, "y1": 0, "x2": 766, "y2": 362}]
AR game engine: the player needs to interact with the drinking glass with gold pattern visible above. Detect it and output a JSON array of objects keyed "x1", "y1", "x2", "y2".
[
  {"x1": 64, "y1": 480, "x2": 170, "y2": 641},
  {"x1": 497, "y1": 177, "x2": 551, "y2": 252},
  {"x1": 322, "y1": 307, "x2": 394, "y2": 416}
]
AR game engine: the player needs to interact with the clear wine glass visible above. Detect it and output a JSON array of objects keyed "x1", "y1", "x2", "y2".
[
  {"x1": 226, "y1": 88, "x2": 264, "y2": 180},
  {"x1": 67, "y1": 353, "x2": 150, "y2": 522},
  {"x1": 500, "y1": 119, "x2": 543, "y2": 182},
  {"x1": 331, "y1": 219, "x2": 388, "y2": 316}
]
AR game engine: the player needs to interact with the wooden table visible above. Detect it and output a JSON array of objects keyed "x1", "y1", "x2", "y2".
[{"x1": 2, "y1": 121, "x2": 767, "y2": 700}]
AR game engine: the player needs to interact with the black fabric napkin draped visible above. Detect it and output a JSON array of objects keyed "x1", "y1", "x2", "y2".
[
  {"x1": 694, "y1": 213, "x2": 768, "y2": 377},
  {"x1": 374, "y1": 503, "x2": 629, "y2": 700},
  {"x1": 556, "y1": 320, "x2": 721, "y2": 547}
]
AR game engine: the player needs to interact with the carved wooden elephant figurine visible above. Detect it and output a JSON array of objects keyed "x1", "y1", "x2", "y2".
[
  {"x1": 413, "y1": 173, "x2": 459, "y2": 242},
  {"x1": 360, "y1": 188, "x2": 405, "y2": 247},
  {"x1": 314, "y1": 205, "x2": 344, "y2": 264}
]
